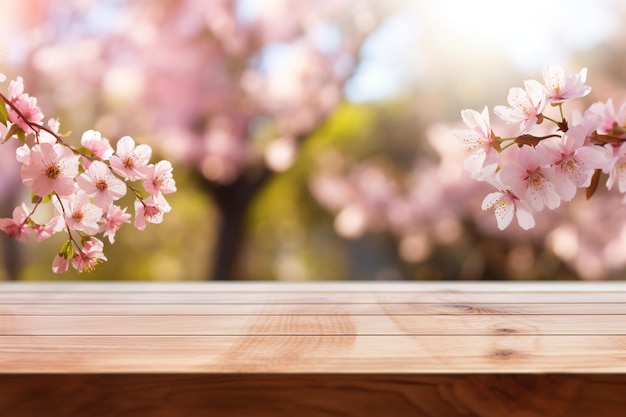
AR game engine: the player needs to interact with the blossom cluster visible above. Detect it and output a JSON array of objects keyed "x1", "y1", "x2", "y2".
[
  {"x1": 0, "y1": 73, "x2": 176, "y2": 273},
  {"x1": 455, "y1": 64, "x2": 626, "y2": 231}
]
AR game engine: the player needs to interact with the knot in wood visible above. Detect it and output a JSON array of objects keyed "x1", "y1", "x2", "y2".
[
  {"x1": 491, "y1": 349, "x2": 520, "y2": 360},
  {"x1": 445, "y1": 304, "x2": 474, "y2": 312},
  {"x1": 495, "y1": 327, "x2": 517, "y2": 334}
]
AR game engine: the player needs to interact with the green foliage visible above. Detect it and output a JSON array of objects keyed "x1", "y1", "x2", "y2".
[
  {"x1": 0, "y1": 101, "x2": 8, "y2": 126},
  {"x1": 239, "y1": 99, "x2": 425, "y2": 281},
  {"x1": 2, "y1": 124, "x2": 24, "y2": 144}
]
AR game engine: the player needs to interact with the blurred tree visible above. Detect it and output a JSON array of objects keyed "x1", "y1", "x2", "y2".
[{"x1": 0, "y1": 0, "x2": 390, "y2": 280}]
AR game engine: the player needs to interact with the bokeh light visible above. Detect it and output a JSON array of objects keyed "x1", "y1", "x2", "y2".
[{"x1": 1, "y1": 1, "x2": 626, "y2": 281}]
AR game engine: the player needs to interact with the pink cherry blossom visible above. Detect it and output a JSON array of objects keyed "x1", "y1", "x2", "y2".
[
  {"x1": 52, "y1": 253, "x2": 70, "y2": 274},
  {"x1": 481, "y1": 175, "x2": 535, "y2": 230},
  {"x1": 76, "y1": 160, "x2": 127, "y2": 209},
  {"x1": 7, "y1": 76, "x2": 24, "y2": 99},
  {"x1": 134, "y1": 193, "x2": 171, "y2": 231},
  {"x1": 36, "y1": 118, "x2": 62, "y2": 144},
  {"x1": 47, "y1": 118, "x2": 60, "y2": 133},
  {"x1": 60, "y1": 191, "x2": 104, "y2": 235},
  {"x1": 453, "y1": 106, "x2": 499, "y2": 179},
  {"x1": 101, "y1": 205, "x2": 131, "y2": 243},
  {"x1": 29, "y1": 211, "x2": 63, "y2": 242},
  {"x1": 6, "y1": 77, "x2": 44, "y2": 134},
  {"x1": 0, "y1": 204, "x2": 30, "y2": 242},
  {"x1": 20, "y1": 142, "x2": 80, "y2": 197},
  {"x1": 539, "y1": 124, "x2": 611, "y2": 200},
  {"x1": 10, "y1": 94, "x2": 44, "y2": 134},
  {"x1": 15, "y1": 142, "x2": 33, "y2": 166},
  {"x1": 143, "y1": 160, "x2": 177, "y2": 195},
  {"x1": 109, "y1": 136, "x2": 152, "y2": 180},
  {"x1": 81, "y1": 130, "x2": 114, "y2": 160},
  {"x1": 585, "y1": 99, "x2": 626, "y2": 136},
  {"x1": 542, "y1": 65, "x2": 591, "y2": 104},
  {"x1": 494, "y1": 79, "x2": 547, "y2": 134},
  {"x1": 499, "y1": 145, "x2": 561, "y2": 212},
  {"x1": 72, "y1": 237, "x2": 107, "y2": 273},
  {"x1": 605, "y1": 142, "x2": 626, "y2": 193}
]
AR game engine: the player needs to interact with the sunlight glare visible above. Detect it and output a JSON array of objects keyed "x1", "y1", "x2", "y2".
[{"x1": 417, "y1": 0, "x2": 618, "y2": 70}]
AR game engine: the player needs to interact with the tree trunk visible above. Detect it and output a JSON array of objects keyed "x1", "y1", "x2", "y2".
[
  {"x1": 0, "y1": 233, "x2": 20, "y2": 281},
  {"x1": 210, "y1": 198, "x2": 247, "y2": 281},
  {"x1": 204, "y1": 168, "x2": 273, "y2": 281},
  {"x1": 1, "y1": 187, "x2": 22, "y2": 281}
]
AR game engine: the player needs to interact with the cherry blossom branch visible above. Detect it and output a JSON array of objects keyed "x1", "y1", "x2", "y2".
[
  {"x1": 0, "y1": 91, "x2": 60, "y2": 142},
  {"x1": 455, "y1": 64, "x2": 626, "y2": 231},
  {"x1": 0, "y1": 73, "x2": 176, "y2": 273}
]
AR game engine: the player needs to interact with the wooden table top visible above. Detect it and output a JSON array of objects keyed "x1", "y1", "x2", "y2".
[{"x1": 1, "y1": 281, "x2": 626, "y2": 374}]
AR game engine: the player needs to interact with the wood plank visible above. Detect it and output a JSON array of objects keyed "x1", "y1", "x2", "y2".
[
  {"x1": 3, "y1": 282, "x2": 626, "y2": 416},
  {"x1": 2, "y1": 291, "x2": 626, "y2": 303},
  {"x1": 2, "y1": 314, "x2": 626, "y2": 336},
  {"x1": 1, "y1": 374, "x2": 626, "y2": 417},
  {"x1": 2, "y1": 335, "x2": 626, "y2": 373},
  {"x1": 2, "y1": 302, "x2": 626, "y2": 315}
]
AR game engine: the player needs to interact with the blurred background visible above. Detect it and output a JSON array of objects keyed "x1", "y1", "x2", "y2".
[{"x1": 1, "y1": 0, "x2": 626, "y2": 281}]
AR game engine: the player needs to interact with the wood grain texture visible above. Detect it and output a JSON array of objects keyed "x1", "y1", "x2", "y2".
[
  {"x1": 2, "y1": 281, "x2": 626, "y2": 416},
  {"x1": 2, "y1": 374, "x2": 626, "y2": 417},
  {"x1": 3, "y1": 334, "x2": 626, "y2": 373},
  {"x1": 3, "y1": 302, "x2": 626, "y2": 315},
  {"x1": 3, "y1": 314, "x2": 626, "y2": 335},
  {"x1": 1, "y1": 282, "x2": 626, "y2": 373}
]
